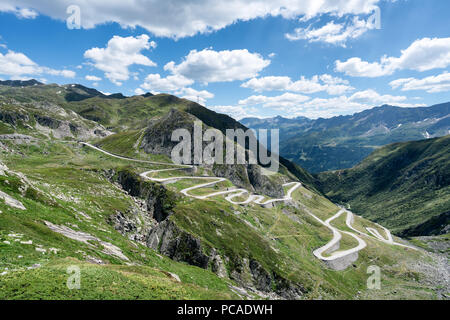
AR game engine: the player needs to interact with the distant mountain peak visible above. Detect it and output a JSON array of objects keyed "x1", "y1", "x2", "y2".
[{"x1": 0, "y1": 79, "x2": 43, "y2": 87}]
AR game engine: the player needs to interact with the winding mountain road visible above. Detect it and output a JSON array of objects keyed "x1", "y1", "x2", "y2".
[{"x1": 82, "y1": 142, "x2": 416, "y2": 270}]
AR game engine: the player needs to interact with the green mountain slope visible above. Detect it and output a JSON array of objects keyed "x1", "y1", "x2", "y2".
[
  {"x1": 317, "y1": 136, "x2": 450, "y2": 237},
  {"x1": 0, "y1": 81, "x2": 447, "y2": 300}
]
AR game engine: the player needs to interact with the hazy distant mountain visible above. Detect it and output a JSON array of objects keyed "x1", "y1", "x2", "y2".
[
  {"x1": 241, "y1": 103, "x2": 450, "y2": 173},
  {"x1": 0, "y1": 79, "x2": 43, "y2": 87}
]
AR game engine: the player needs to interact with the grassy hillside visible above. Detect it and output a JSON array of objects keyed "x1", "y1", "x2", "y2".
[
  {"x1": 0, "y1": 81, "x2": 447, "y2": 300},
  {"x1": 317, "y1": 136, "x2": 450, "y2": 236},
  {"x1": 0, "y1": 137, "x2": 441, "y2": 300}
]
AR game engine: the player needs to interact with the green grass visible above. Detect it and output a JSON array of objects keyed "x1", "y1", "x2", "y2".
[{"x1": 0, "y1": 258, "x2": 236, "y2": 300}]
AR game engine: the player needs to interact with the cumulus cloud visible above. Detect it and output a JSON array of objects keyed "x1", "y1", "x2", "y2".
[
  {"x1": 164, "y1": 49, "x2": 270, "y2": 84},
  {"x1": 178, "y1": 87, "x2": 215, "y2": 105},
  {"x1": 348, "y1": 89, "x2": 408, "y2": 104},
  {"x1": 237, "y1": 89, "x2": 424, "y2": 119},
  {"x1": 85, "y1": 75, "x2": 102, "y2": 81},
  {"x1": 241, "y1": 74, "x2": 354, "y2": 95},
  {"x1": 84, "y1": 34, "x2": 156, "y2": 86},
  {"x1": 134, "y1": 88, "x2": 145, "y2": 95},
  {"x1": 286, "y1": 16, "x2": 376, "y2": 46},
  {"x1": 0, "y1": 0, "x2": 381, "y2": 38},
  {"x1": 336, "y1": 37, "x2": 450, "y2": 77},
  {"x1": 0, "y1": 3, "x2": 37, "y2": 19},
  {"x1": 239, "y1": 92, "x2": 310, "y2": 108},
  {"x1": 390, "y1": 72, "x2": 450, "y2": 93},
  {"x1": 140, "y1": 74, "x2": 194, "y2": 92},
  {"x1": 208, "y1": 105, "x2": 260, "y2": 120},
  {"x1": 0, "y1": 50, "x2": 75, "y2": 79},
  {"x1": 137, "y1": 73, "x2": 214, "y2": 104}
]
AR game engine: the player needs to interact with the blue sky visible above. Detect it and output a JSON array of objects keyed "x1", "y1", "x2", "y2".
[{"x1": 0, "y1": 0, "x2": 449, "y2": 120}]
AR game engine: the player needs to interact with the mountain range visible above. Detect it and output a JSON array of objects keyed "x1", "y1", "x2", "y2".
[{"x1": 241, "y1": 103, "x2": 450, "y2": 173}]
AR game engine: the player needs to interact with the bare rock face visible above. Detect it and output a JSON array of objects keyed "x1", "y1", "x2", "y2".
[
  {"x1": 248, "y1": 259, "x2": 305, "y2": 300},
  {"x1": 247, "y1": 165, "x2": 284, "y2": 198},
  {"x1": 0, "y1": 160, "x2": 8, "y2": 176},
  {"x1": 0, "y1": 134, "x2": 37, "y2": 145},
  {"x1": 0, "y1": 111, "x2": 29, "y2": 125},
  {"x1": 113, "y1": 169, "x2": 176, "y2": 223},
  {"x1": 0, "y1": 108, "x2": 111, "y2": 140},
  {"x1": 0, "y1": 190, "x2": 26, "y2": 210},
  {"x1": 249, "y1": 259, "x2": 272, "y2": 292},
  {"x1": 147, "y1": 220, "x2": 210, "y2": 269},
  {"x1": 210, "y1": 250, "x2": 228, "y2": 278}
]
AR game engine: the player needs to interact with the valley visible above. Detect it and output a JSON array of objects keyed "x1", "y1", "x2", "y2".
[
  {"x1": 241, "y1": 103, "x2": 450, "y2": 173},
  {"x1": 0, "y1": 81, "x2": 448, "y2": 300}
]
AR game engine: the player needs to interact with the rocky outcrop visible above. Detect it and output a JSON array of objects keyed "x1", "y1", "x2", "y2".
[
  {"x1": 33, "y1": 114, "x2": 110, "y2": 139},
  {"x1": 247, "y1": 259, "x2": 305, "y2": 299},
  {"x1": 247, "y1": 165, "x2": 284, "y2": 198},
  {"x1": 44, "y1": 221, "x2": 129, "y2": 261},
  {"x1": 147, "y1": 220, "x2": 209, "y2": 269},
  {"x1": 249, "y1": 259, "x2": 272, "y2": 292},
  {"x1": 112, "y1": 169, "x2": 176, "y2": 223},
  {"x1": 0, "y1": 134, "x2": 37, "y2": 145},
  {"x1": 210, "y1": 249, "x2": 228, "y2": 278},
  {"x1": 0, "y1": 111, "x2": 29, "y2": 126},
  {"x1": 107, "y1": 210, "x2": 152, "y2": 243},
  {"x1": 0, "y1": 106, "x2": 111, "y2": 140},
  {"x1": 0, "y1": 190, "x2": 26, "y2": 210}
]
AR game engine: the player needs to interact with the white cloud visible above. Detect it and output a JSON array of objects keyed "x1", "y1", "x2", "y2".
[
  {"x1": 208, "y1": 105, "x2": 260, "y2": 120},
  {"x1": 241, "y1": 74, "x2": 353, "y2": 95},
  {"x1": 390, "y1": 72, "x2": 450, "y2": 93},
  {"x1": 137, "y1": 73, "x2": 214, "y2": 104},
  {"x1": 239, "y1": 92, "x2": 310, "y2": 108},
  {"x1": 85, "y1": 75, "x2": 102, "y2": 81},
  {"x1": 164, "y1": 49, "x2": 270, "y2": 83},
  {"x1": 84, "y1": 34, "x2": 156, "y2": 86},
  {"x1": 16, "y1": 7, "x2": 37, "y2": 18},
  {"x1": 47, "y1": 69, "x2": 76, "y2": 78},
  {"x1": 0, "y1": 3, "x2": 37, "y2": 19},
  {"x1": 237, "y1": 89, "x2": 425, "y2": 119},
  {"x1": 0, "y1": 0, "x2": 381, "y2": 38},
  {"x1": 242, "y1": 76, "x2": 292, "y2": 92},
  {"x1": 336, "y1": 37, "x2": 450, "y2": 77},
  {"x1": 286, "y1": 16, "x2": 376, "y2": 46},
  {"x1": 178, "y1": 87, "x2": 215, "y2": 105},
  {"x1": 348, "y1": 89, "x2": 408, "y2": 105},
  {"x1": 140, "y1": 74, "x2": 194, "y2": 92},
  {"x1": 0, "y1": 50, "x2": 75, "y2": 79},
  {"x1": 134, "y1": 88, "x2": 145, "y2": 95}
]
